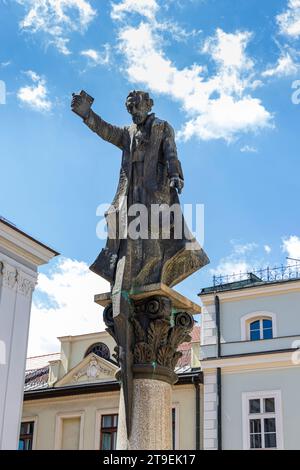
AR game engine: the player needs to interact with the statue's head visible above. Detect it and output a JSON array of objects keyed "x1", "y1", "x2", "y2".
[{"x1": 125, "y1": 90, "x2": 154, "y2": 125}]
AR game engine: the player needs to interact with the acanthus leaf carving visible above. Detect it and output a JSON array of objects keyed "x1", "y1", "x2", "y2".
[
  {"x1": 104, "y1": 295, "x2": 195, "y2": 383},
  {"x1": 132, "y1": 296, "x2": 194, "y2": 371},
  {"x1": 1, "y1": 263, "x2": 17, "y2": 289},
  {"x1": 0, "y1": 261, "x2": 36, "y2": 296}
]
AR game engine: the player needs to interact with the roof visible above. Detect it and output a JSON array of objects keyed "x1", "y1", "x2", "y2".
[
  {"x1": 0, "y1": 216, "x2": 59, "y2": 256},
  {"x1": 25, "y1": 353, "x2": 60, "y2": 391},
  {"x1": 26, "y1": 353, "x2": 60, "y2": 371},
  {"x1": 200, "y1": 276, "x2": 300, "y2": 296},
  {"x1": 25, "y1": 366, "x2": 49, "y2": 391},
  {"x1": 200, "y1": 264, "x2": 300, "y2": 296}
]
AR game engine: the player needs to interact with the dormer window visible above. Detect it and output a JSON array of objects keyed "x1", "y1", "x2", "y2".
[
  {"x1": 85, "y1": 342, "x2": 110, "y2": 360},
  {"x1": 249, "y1": 318, "x2": 273, "y2": 341}
]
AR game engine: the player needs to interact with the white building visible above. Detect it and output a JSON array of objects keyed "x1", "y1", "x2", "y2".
[
  {"x1": 0, "y1": 217, "x2": 58, "y2": 450},
  {"x1": 200, "y1": 269, "x2": 300, "y2": 450}
]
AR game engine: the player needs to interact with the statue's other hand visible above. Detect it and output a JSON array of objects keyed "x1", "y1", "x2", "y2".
[
  {"x1": 71, "y1": 93, "x2": 91, "y2": 119},
  {"x1": 170, "y1": 176, "x2": 184, "y2": 194}
]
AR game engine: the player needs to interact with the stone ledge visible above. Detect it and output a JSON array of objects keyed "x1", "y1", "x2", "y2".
[{"x1": 94, "y1": 282, "x2": 201, "y2": 314}]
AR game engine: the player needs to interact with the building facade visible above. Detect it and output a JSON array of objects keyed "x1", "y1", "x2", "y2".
[
  {"x1": 19, "y1": 267, "x2": 300, "y2": 450},
  {"x1": 200, "y1": 272, "x2": 300, "y2": 450},
  {"x1": 21, "y1": 328, "x2": 202, "y2": 450},
  {"x1": 0, "y1": 217, "x2": 58, "y2": 450}
]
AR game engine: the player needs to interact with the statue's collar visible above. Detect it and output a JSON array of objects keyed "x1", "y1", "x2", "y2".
[{"x1": 134, "y1": 113, "x2": 156, "y2": 132}]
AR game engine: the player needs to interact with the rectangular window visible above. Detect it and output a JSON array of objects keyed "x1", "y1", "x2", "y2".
[
  {"x1": 19, "y1": 421, "x2": 34, "y2": 450},
  {"x1": 243, "y1": 391, "x2": 283, "y2": 450},
  {"x1": 100, "y1": 414, "x2": 118, "y2": 450}
]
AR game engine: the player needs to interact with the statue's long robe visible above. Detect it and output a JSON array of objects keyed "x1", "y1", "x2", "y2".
[{"x1": 85, "y1": 110, "x2": 209, "y2": 290}]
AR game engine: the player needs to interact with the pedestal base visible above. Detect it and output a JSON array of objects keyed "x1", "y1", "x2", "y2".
[{"x1": 117, "y1": 379, "x2": 172, "y2": 450}]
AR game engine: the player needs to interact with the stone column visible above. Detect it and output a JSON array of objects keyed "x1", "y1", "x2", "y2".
[
  {"x1": 117, "y1": 380, "x2": 172, "y2": 450},
  {"x1": 103, "y1": 292, "x2": 195, "y2": 450}
]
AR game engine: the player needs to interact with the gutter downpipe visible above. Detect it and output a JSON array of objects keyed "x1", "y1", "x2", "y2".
[
  {"x1": 215, "y1": 294, "x2": 222, "y2": 450},
  {"x1": 192, "y1": 374, "x2": 201, "y2": 450}
]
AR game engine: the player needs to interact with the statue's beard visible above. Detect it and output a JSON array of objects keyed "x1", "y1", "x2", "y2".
[{"x1": 132, "y1": 113, "x2": 147, "y2": 125}]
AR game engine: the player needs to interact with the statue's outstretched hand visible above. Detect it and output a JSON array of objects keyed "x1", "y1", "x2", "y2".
[
  {"x1": 71, "y1": 90, "x2": 94, "y2": 119},
  {"x1": 170, "y1": 176, "x2": 184, "y2": 194}
]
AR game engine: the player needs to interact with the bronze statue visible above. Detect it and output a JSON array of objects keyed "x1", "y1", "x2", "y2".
[
  {"x1": 71, "y1": 90, "x2": 209, "y2": 437},
  {"x1": 72, "y1": 90, "x2": 208, "y2": 288}
]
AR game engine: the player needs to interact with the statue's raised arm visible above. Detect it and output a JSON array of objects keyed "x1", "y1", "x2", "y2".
[{"x1": 71, "y1": 90, "x2": 125, "y2": 150}]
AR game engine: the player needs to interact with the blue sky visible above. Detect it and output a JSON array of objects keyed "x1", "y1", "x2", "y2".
[{"x1": 1, "y1": 0, "x2": 300, "y2": 354}]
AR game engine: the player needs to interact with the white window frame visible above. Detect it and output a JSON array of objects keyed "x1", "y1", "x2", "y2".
[
  {"x1": 242, "y1": 390, "x2": 284, "y2": 450},
  {"x1": 241, "y1": 311, "x2": 277, "y2": 341},
  {"x1": 19, "y1": 416, "x2": 38, "y2": 450},
  {"x1": 94, "y1": 408, "x2": 119, "y2": 450},
  {"x1": 54, "y1": 411, "x2": 84, "y2": 450}
]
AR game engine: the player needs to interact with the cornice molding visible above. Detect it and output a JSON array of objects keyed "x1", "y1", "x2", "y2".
[
  {"x1": 201, "y1": 349, "x2": 300, "y2": 371},
  {"x1": 0, "y1": 220, "x2": 58, "y2": 267}
]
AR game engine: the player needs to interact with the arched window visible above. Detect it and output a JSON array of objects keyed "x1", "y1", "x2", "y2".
[
  {"x1": 85, "y1": 342, "x2": 110, "y2": 360},
  {"x1": 240, "y1": 312, "x2": 277, "y2": 341},
  {"x1": 249, "y1": 318, "x2": 273, "y2": 341}
]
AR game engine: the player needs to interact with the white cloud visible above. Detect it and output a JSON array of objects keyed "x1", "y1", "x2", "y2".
[
  {"x1": 233, "y1": 242, "x2": 258, "y2": 255},
  {"x1": 282, "y1": 235, "x2": 300, "y2": 262},
  {"x1": 81, "y1": 44, "x2": 111, "y2": 66},
  {"x1": 17, "y1": 0, "x2": 97, "y2": 54},
  {"x1": 111, "y1": 0, "x2": 159, "y2": 21},
  {"x1": 211, "y1": 260, "x2": 250, "y2": 279},
  {"x1": 28, "y1": 257, "x2": 109, "y2": 356},
  {"x1": 202, "y1": 29, "x2": 254, "y2": 72},
  {"x1": 210, "y1": 241, "x2": 260, "y2": 280},
  {"x1": 0, "y1": 60, "x2": 11, "y2": 68},
  {"x1": 52, "y1": 37, "x2": 71, "y2": 56},
  {"x1": 264, "y1": 245, "x2": 272, "y2": 254},
  {"x1": 115, "y1": 11, "x2": 273, "y2": 142},
  {"x1": 240, "y1": 145, "x2": 258, "y2": 153},
  {"x1": 17, "y1": 70, "x2": 52, "y2": 112},
  {"x1": 277, "y1": 0, "x2": 300, "y2": 39},
  {"x1": 262, "y1": 52, "x2": 298, "y2": 78}
]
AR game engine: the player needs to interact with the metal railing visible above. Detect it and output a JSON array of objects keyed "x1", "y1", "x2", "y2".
[{"x1": 213, "y1": 263, "x2": 300, "y2": 287}]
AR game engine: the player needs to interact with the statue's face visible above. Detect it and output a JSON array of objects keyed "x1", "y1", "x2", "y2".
[{"x1": 126, "y1": 92, "x2": 151, "y2": 125}]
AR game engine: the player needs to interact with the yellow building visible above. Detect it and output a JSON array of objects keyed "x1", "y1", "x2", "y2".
[{"x1": 21, "y1": 327, "x2": 202, "y2": 450}]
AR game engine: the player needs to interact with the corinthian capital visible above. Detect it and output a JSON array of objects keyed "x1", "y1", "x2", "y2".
[
  {"x1": 0, "y1": 261, "x2": 17, "y2": 289},
  {"x1": 16, "y1": 272, "x2": 36, "y2": 297},
  {"x1": 0, "y1": 261, "x2": 36, "y2": 296}
]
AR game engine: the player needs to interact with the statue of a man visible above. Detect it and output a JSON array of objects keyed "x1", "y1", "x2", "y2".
[
  {"x1": 71, "y1": 90, "x2": 209, "y2": 437},
  {"x1": 71, "y1": 90, "x2": 209, "y2": 293}
]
